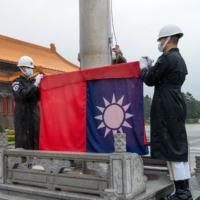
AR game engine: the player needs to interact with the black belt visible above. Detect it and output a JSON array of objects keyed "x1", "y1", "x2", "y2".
[
  {"x1": 156, "y1": 84, "x2": 181, "y2": 90},
  {"x1": 15, "y1": 102, "x2": 38, "y2": 105}
]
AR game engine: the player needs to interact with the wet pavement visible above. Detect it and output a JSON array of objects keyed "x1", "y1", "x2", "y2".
[
  {"x1": 145, "y1": 124, "x2": 200, "y2": 144},
  {"x1": 145, "y1": 124, "x2": 200, "y2": 170},
  {"x1": 191, "y1": 141, "x2": 200, "y2": 148}
]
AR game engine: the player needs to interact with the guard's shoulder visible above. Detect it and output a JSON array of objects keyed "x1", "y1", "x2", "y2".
[
  {"x1": 12, "y1": 77, "x2": 20, "y2": 82},
  {"x1": 156, "y1": 53, "x2": 167, "y2": 63},
  {"x1": 163, "y1": 49, "x2": 180, "y2": 59},
  {"x1": 12, "y1": 77, "x2": 21, "y2": 85},
  {"x1": 12, "y1": 77, "x2": 22, "y2": 91}
]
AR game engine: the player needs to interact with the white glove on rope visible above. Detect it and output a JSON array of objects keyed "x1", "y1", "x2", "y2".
[
  {"x1": 145, "y1": 56, "x2": 154, "y2": 67},
  {"x1": 34, "y1": 74, "x2": 44, "y2": 87},
  {"x1": 139, "y1": 57, "x2": 148, "y2": 69},
  {"x1": 139, "y1": 56, "x2": 154, "y2": 69}
]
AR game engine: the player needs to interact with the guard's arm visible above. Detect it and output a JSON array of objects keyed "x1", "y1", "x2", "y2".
[
  {"x1": 139, "y1": 56, "x2": 169, "y2": 86},
  {"x1": 117, "y1": 55, "x2": 127, "y2": 63},
  {"x1": 12, "y1": 81, "x2": 39, "y2": 101}
]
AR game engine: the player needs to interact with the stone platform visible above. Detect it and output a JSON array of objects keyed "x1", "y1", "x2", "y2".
[
  {"x1": 0, "y1": 133, "x2": 200, "y2": 199},
  {"x1": 0, "y1": 169, "x2": 200, "y2": 200}
]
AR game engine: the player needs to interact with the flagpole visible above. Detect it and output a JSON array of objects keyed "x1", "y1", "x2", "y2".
[
  {"x1": 79, "y1": 0, "x2": 112, "y2": 70},
  {"x1": 79, "y1": 0, "x2": 112, "y2": 176}
]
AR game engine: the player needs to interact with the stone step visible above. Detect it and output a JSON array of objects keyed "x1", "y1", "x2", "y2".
[
  {"x1": 133, "y1": 170, "x2": 200, "y2": 200},
  {"x1": 192, "y1": 189, "x2": 200, "y2": 200},
  {"x1": 0, "y1": 184, "x2": 103, "y2": 200},
  {"x1": 0, "y1": 193, "x2": 32, "y2": 200},
  {"x1": 0, "y1": 185, "x2": 199, "y2": 200}
]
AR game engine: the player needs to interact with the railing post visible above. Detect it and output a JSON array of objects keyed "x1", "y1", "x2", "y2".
[
  {"x1": 104, "y1": 189, "x2": 117, "y2": 200},
  {"x1": 0, "y1": 132, "x2": 8, "y2": 149},
  {"x1": 109, "y1": 133, "x2": 146, "y2": 199},
  {"x1": 195, "y1": 156, "x2": 200, "y2": 186},
  {"x1": 0, "y1": 132, "x2": 8, "y2": 183},
  {"x1": 0, "y1": 148, "x2": 5, "y2": 183}
]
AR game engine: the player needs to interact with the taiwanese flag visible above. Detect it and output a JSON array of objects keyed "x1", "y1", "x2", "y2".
[{"x1": 39, "y1": 62, "x2": 148, "y2": 155}]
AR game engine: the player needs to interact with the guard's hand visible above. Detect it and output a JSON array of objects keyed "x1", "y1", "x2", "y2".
[
  {"x1": 34, "y1": 74, "x2": 44, "y2": 87},
  {"x1": 144, "y1": 56, "x2": 154, "y2": 68},
  {"x1": 139, "y1": 57, "x2": 148, "y2": 69},
  {"x1": 77, "y1": 53, "x2": 81, "y2": 62},
  {"x1": 113, "y1": 45, "x2": 120, "y2": 55}
]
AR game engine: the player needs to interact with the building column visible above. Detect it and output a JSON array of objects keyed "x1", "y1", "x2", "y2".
[
  {"x1": 12, "y1": 97, "x2": 15, "y2": 114},
  {"x1": 2, "y1": 96, "x2": 7, "y2": 115}
]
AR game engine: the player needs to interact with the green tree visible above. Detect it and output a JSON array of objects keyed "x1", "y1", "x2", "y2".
[
  {"x1": 143, "y1": 95, "x2": 152, "y2": 120},
  {"x1": 0, "y1": 124, "x2": 4, "y2": 133},
  {"x1": 197, "y1": 100, "x2": 200, "y2": 118},
  {"x1": 183, "y1": 92, "x2": 199, "y2": 118}
]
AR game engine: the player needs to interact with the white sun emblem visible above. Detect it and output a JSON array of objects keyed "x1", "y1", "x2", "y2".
[{"x1": 94, "y1": 94, "x2": 134, "y2": 137}]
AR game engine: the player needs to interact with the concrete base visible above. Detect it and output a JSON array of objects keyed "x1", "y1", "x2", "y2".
[
  {"x1": 133, "y1": 173, "x2": 173, "y2": 200},
  {"x1": 0, "y1": 169, "x2": 199, "y2": 200},
  {"x1": 0, "y1": 173, "x2": 174, "y2": 200},
  {"x1": 0, "y1": 184, "x2": 103, "y2": 200},
  {"x1": 133, "y1": 169, "x2": 200, "y2": 200},
  {"x1": 0, "y1": 193, "x2": 31, "y2": 200},
  {"x1": 192, "y1": 189, "x2": 200, "y2": 200}
]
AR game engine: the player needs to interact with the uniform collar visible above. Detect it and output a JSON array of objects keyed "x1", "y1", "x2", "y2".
[
  {"x1": 168, "y1": 48, "x2": 179, "y2": 52},
  {"x1": 20, "y1": 75, "x2": 31, "y2": 81}
]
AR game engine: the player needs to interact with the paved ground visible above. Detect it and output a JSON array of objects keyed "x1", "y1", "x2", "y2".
[
  {"x1": 146, "y1": 124, "x2": 200, "y2": 170},
  {"x1": 145, "y1": 124, "x2": 200, "y2": 144},
  {"x1": 186, "y1": 124, "x2": 200, "y2": 143},
  {"x1": 189, "y1": 125, "x2": 200, "y2": 169}
]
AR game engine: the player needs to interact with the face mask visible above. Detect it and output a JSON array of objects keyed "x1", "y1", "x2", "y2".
[
  {"x1": 158, "y1": 37, "x2": 170, "y2": 52},
  {"x1": 112, "y1": 52, "x2": 116, "y2": 60},
  {"x1": 20, "y1": 68, "x2": 33, "y2": 77}
]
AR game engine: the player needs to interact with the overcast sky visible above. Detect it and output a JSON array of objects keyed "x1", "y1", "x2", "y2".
[{"x1": 0, "y1": 0, "x2": 199, "y2": 100}]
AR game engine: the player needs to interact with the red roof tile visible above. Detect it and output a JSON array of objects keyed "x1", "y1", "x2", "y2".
[{"x1": 0, "y1": 34, "x2": 79, "y2": 72}]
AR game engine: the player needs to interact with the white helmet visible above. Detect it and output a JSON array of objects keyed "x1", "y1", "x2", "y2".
[
  {"x1": 157, "y1": 24, "x2": 183, "y2": 41},
  {"x1": 17, "y1": 56, "x2": 34, "y2": 68}
]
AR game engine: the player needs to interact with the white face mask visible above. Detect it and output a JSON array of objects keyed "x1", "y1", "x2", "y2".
[
  {"x1": 112, "y1": 52, "x2": 116, "y2": 60},
  {"x1": 20, "y1": 67, "x2": 33, "y2": 77},
  {"x1": 158, "y1": 37, "x2": 170, "y2": 52}
]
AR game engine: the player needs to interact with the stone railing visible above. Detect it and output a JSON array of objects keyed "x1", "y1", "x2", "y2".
[
  {"x1": 3, "y1": 149, "x2": 110, "y2": 197},
  {"x1": 0, "y1": 133, "x2": 146, "y2": 199},
  {"x1": 0, "y1": 132, "x2": 7, "y2": 149},
  {"x1": 195, "y1": 156, "x2": 200, "y2": 186}
]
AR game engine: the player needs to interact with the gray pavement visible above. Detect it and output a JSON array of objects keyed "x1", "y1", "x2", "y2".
[
  {"x1": 186, "y1": 124, "x2": 200, "y2": 143},
  {"x1": 145, "y1": 124, "x2": 200, "y2": 143},
  {"x1": 146, "y1": 124, "x2": 200, "y2": 170},
  {"x1": 189, "y1": 124, "x2": 200, "y2": 169}
]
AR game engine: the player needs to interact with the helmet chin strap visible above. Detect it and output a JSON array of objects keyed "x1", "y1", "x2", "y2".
[
  {"x1": 19, "y1": 67, "x2": 30, "y2": 78},
  {"x1": 19, "y1": 67, "x2": 26, "y2": 75},
  {"x1": 162, "y1": 37, "x2": 171, "y2": 50}
]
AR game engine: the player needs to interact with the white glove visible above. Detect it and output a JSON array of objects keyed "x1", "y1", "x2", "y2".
[
  {"x1": 139, "y1": 57, "x2": 148, "y2": 69},
  {"x1": 145, "y1": 56, "x2": 154, "y2": 67},
  {"x1": 139, "y1": 56, "x2": 154, "y2": 69},
  {"x1": 34, "y1": 74, "x2": 44, "y2": 87}
]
